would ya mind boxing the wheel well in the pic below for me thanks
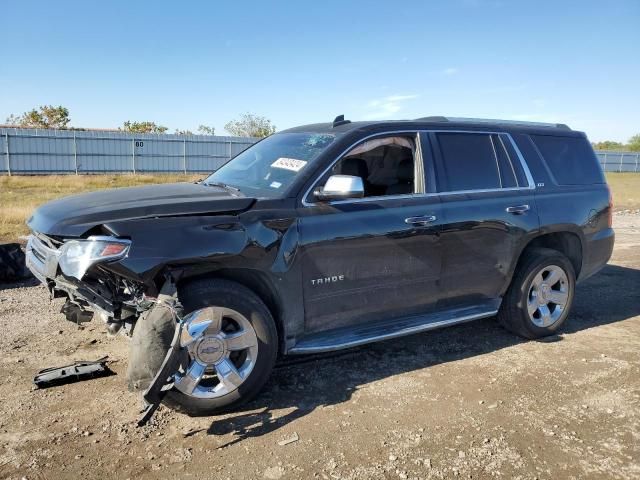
[179,269,286,354]
[522,232,583,277]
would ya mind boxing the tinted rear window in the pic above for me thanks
[435,133,501,191]
[530,135,605,185]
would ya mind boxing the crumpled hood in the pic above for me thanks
[27,182,255,237]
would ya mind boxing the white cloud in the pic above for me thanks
[364,94,419,119]
[441,67,459,76]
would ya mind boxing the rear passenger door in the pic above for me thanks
[425,131,539,307]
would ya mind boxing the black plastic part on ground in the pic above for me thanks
[33,357,113,389]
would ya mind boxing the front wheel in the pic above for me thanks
[162,278,278,415]
[498,247,576,339]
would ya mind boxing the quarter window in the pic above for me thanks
[530,134,605,185]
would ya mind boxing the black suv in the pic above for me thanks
[26,116,614,415]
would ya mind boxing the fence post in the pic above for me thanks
[183,138,187,174]
[132,138,136,174]
[4,132,10,176]
[635,153,639,173]
[73,132,78,175]
[619,153,624,173]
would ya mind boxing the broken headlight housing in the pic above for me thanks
[59,236,131,280]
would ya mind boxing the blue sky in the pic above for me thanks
[1,0,638,142]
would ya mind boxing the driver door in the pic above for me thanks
[297,132,443,333]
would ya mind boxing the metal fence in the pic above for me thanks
[595,151,640,172]
[1,127,639,174]
[0,128,258,175]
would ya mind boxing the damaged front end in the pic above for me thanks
[27,231,184,424]
[26,232,148,334]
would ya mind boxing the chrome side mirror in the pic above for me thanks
[314,175,365,202]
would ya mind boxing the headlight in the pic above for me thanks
[59,236,131,280]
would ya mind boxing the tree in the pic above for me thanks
[5,105,70,129]
[628,134,640,152]
[225,113,275,138]
[122,121,168,134]
[592,140,626,151]
[175,128,194,135]
[197,125,215,135]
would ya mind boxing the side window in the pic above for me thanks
[492,134,518,188]
[497,134,528,187]
[530,134,605,185]
[433,133,501,191]
[330,135,417,197]
[432,132,528,192]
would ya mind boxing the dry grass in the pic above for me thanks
[606,173,640,211]
[0,172,638,243]
[0,174,200,242]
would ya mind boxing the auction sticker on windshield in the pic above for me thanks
[271,158,307,172]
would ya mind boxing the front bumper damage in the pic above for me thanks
[26,234,61,288]
[27,232,187,425]
[26,233,140,327]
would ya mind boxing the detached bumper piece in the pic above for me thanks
[137,318,183,427]
[33,356,112,389]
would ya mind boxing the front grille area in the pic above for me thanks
[26,233,62,284]
[34,232,65,249]
[31,245,46,263]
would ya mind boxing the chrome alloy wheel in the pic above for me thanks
[527,264,570,327]
[174,307,258,399]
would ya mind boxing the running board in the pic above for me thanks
[289,301,500,354]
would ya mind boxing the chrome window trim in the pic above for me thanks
[301,129,535,207]
[489,135,503,188]
[414,131,426,194]
[497,134,520,187]
[302,130,425,207]
[503,132,535,188]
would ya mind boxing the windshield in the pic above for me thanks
[204,132,338,198]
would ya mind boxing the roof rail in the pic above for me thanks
[414,116,571,130]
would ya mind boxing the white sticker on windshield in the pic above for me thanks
[271,157,307,172]
[270,181,282,189]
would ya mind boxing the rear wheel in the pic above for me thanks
[163,278,278,415]
[498,248,576,339]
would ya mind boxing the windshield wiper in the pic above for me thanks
[203,181,242,195]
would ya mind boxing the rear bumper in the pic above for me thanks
[579,227,615,282]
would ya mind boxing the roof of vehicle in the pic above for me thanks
[281,116,585,137]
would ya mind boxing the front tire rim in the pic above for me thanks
[527,264,570,327]
[174,306,258,399]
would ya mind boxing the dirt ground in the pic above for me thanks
[1,214,639,480]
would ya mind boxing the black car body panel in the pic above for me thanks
[298,194,444,332]
[27,182,255,237]
[25,117,615,354]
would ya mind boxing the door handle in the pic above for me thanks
[405,215,437,226]
[506,204,530,215]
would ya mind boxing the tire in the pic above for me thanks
[497,247,576,339]
[162,278,278,416]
